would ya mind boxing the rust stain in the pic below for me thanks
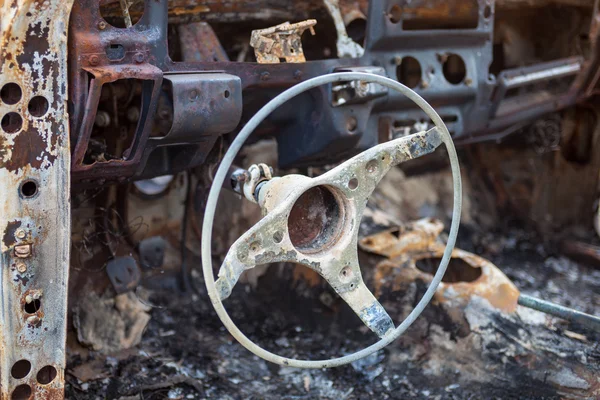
[34,381,65,400]
[0,124,56,172]
[0,134,7,161]
[2,220,21,248]
[400,0,477,20]
[170,5,211,15]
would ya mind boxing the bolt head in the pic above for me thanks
[98,21,107,30]
[89,55,100,66]
[16,262,27,273]
[14,244,32,258]
[26,315,40,325]
[134,53,145,63]
[15,229,26,239]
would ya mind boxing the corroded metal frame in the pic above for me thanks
[0,0,74,398]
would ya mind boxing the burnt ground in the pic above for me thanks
[65,224,600,400]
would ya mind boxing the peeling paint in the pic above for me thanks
[0,0,74,398]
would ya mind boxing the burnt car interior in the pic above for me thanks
[1,0,600,398]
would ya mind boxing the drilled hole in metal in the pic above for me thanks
[483,5,492,19]
[366,159,379,174]
[442,54,467,85]
[11,360,31,379]
[396,56,422,89]
[106,43,126,61]
[224,90,230,98]
[249,241,260,252]
[36,365,57,385]
[1,83,22,104]
[339,266,353,282]
[416,257,482,283]
[24,299,41,314]
[1,112,23,133]
[347,18,367,45]
[11,384,31,400]
[288,186,344,253]
[19,180,38,198]
[273,231,284,243]
[348,178,358,190]
[28,96,49,117]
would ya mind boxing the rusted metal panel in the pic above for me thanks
[178,22,229,62]
[359,218,521,313]
[0,0,74,398]
[98,0,359,23]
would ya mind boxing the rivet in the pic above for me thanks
[15,230,26,239]
[98,21,107,30]
[16,262,27,273]
[89,55,100,66]
[26,315,40,325]
[260,72,270,81]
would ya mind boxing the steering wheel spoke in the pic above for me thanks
[216,209,294,300]
[316,127,442,211]
[319,253,394,338]
[340,281,395,338]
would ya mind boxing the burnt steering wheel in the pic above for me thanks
[201,72,462,368]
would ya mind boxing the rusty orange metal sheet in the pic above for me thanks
[360,218,520,313]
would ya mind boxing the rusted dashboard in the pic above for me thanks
[1,0,599,398]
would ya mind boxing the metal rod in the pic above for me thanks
[518,294,600,332]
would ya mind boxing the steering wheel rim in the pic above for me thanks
[201,72,462,368]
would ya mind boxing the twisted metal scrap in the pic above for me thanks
[250,20,317,63]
